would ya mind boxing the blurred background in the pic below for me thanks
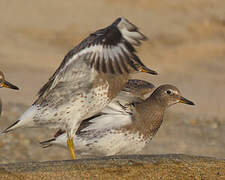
[0,0,224,163]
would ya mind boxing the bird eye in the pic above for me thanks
[166,90,172,95]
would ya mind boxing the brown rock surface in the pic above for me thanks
[0,154,225,180]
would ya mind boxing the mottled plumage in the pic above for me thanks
[2,18,157,159]
[41,83,194,158]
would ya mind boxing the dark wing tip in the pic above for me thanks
[135,63,158,75]
[147,69,158,75]
[112,17,122,26]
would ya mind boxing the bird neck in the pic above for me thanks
[123,97,167,140]
[137,94,168,115]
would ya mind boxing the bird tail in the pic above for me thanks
[1,120,20,133]
[1,105,37,134]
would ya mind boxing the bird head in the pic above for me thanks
[0,71,19,90]
[150,84,194,107]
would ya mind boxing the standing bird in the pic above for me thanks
[2,17,157,159]
[0,71,19,117]
[40,83,194,158]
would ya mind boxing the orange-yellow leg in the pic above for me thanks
[67,138,76,160]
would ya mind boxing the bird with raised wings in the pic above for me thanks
[2,17,157,159]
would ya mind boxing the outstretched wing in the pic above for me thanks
[38,17,157,99]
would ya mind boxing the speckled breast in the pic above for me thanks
[79,72,129,119]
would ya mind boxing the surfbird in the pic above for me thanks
[0,71,19,117]
[40,83,194,158]
[2,17,157,159]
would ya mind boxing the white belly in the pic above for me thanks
[53,129,147,158]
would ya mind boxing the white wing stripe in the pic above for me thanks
[121,29,144,41]
[123,36,139,46]
[103,47,108,61]
[62,45,103,72]
[107,45,115,60]
[119,43,130,56]
[94,51,99,63]
[61,41,131,74]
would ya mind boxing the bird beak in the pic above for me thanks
[1,80,19,90]
[138,66,158,75]
[179,96,195,105]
